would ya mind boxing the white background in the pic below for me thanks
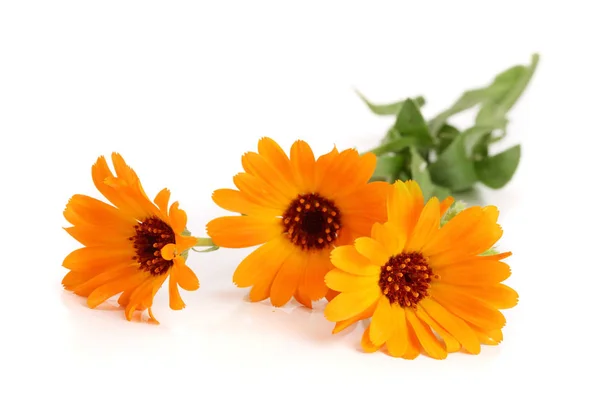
[1,1,598,399]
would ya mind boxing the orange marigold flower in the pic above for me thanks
[206,138,389,308]
[324,180,518,359]
[62,153,202,323]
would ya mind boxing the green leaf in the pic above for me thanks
[428,136,478,192]
[429,88,490,136]
[475,144,521,189]
[372,154,405,182]
[429,53,539,136]
[437,124,461,153]
[366,136,417,156]
[409,147,435,199]
[476,54,539,126]
[356,91,426,115]
[394,98,432,146]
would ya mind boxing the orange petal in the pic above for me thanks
[175,235,197,253]
[153,188,171,215]
[415,305,461,353]
[248,246,291,302]
[257,137,294,182]
[168,268,185,310]
[64,194,135,229]
[86,272,145,309]
[174,257,199,291]
[160,243,177,261]
[70,264,136,297]
[314,146,340,193]
[212,188,281,217]
[426,206,503,266]
[233,172,289,210]
[330,245,380,276]
[385,304,409,357]
[386,180,424,239]
[62,245,133,271]
[325,268,379,293]
[316,149,360,198]
[242,151,297,200]
[354,237,389,266]
[64,226,132,247]
[406,309,447,359]
[451,284,519,309]
[290,140,316,193]
[439,196,454,216]
[369,296,394,346]
[303,250,332,301]
[436,259,512,285]
[332,300,378,334]
[361,324,383,353]
[206,216,282,248]
[420,298,480,354]
[324,287,381,322]
[233,236,295,287]
[333,152,378,198]
[168,202,187,234]
[430,285,507,331]
[293,286,313,308]
[270,251,306,307]
[370,222,405,256]
[405,197,441,253]
[400,322,422,360]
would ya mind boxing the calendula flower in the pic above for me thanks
[62,153,214,323]
[324,180,518,359]
[207,138,389,307]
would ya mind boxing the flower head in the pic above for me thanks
[324,180,518,359]
[62,153,200,323]
[207,138,389,307]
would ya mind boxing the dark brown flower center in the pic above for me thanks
[282,193,341,250]
[129,216,176,276]
[379,252,437,308]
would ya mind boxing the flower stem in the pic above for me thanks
[194,237,215,247]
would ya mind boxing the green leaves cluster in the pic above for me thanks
[361,54,539,200]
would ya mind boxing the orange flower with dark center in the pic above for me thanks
[324,180,518,359]
[62,153,207,323]
[206,137,389,308]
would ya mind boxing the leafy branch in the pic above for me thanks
[360,53,539,200]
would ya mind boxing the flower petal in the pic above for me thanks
[168,201,187,234]
[436,258,512,285]
[406,308,447,359]
[361,324,383,353]
[290,140,316,192]
[385,304,409,357]
[369,296,394,346]
[420,298,480,354]
[233,236,295,287]
[324,288,381,322]
[430,285,507,331]
[354,237,389,266]
[207,216,282,248]
[270,251,306,307]
[415,305,461,353]
[405,197,441,253]
[303,250,332,300]
[330,245,380,276]
[153,188,171,215]
[332,300,378,334]
[174,257,199,291]
[325,268,379,293]
[212,188,281,217]
[169,268,185,310]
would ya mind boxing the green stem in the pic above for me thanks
[194,237,215,247]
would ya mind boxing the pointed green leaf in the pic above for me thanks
[409,147,435,199]
[372,154,405,182]
[475,145,521,189]
[437,124,461,153]
[368,136,417,156]
[394,98,432,145]
[476,54,539,126]
[356,91,425,115]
